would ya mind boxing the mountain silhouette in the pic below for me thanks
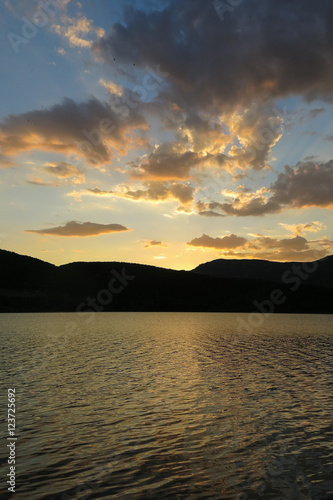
[193,256,333,289]
[0,249,332,313]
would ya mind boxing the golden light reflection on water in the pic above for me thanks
[0,312,333,499]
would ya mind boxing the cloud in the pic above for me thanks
[320,236,333,249]
[91,0,333,180]
[303,155,317,161]
[249,235,310,252]
[279,221,325,236]
[219,197,281,217]
[324,135,333,142]
[52,16,105,48]
[187,232,331,261]
[27,177,60,187]
[85,181,195,209]
[308,108,326,119]
[93,6,296,179]
[144,240,167,248]
[130,142,209,180]
[232,173,249,182]
[43,162,84,182]
[197,160,333,217]
[25,221,130,237]
[187,233,247,250]
[226,103,284,171]
[86,187,112,196]
[157,105,231,157]
[99,78,124,97]
[302,131,317,136]
[143,104,283,177]
[195,201,225,217]
[271,161,333,209]
[0,153,14,168]
[93,0,333,113]
[196,188,281,217]
[0,97,147,167]
[221,247,328,262]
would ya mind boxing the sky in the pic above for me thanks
[1,0,333,270]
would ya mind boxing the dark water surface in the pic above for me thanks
[0,312,333,499]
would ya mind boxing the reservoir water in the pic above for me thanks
[1,312,332,499]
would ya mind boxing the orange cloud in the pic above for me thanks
[52,16,105,48]
[85,181,195,209]
[0,98,147,167]
[187,232,331,262]
[279,221,325,236]
[25,221,130,237]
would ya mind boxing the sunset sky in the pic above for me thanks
[1,0,333,269]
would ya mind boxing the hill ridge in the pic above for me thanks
[0,249,332,313]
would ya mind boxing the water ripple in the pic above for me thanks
[0,312,332,499]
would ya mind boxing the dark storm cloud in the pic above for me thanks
[93,0,333,112]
